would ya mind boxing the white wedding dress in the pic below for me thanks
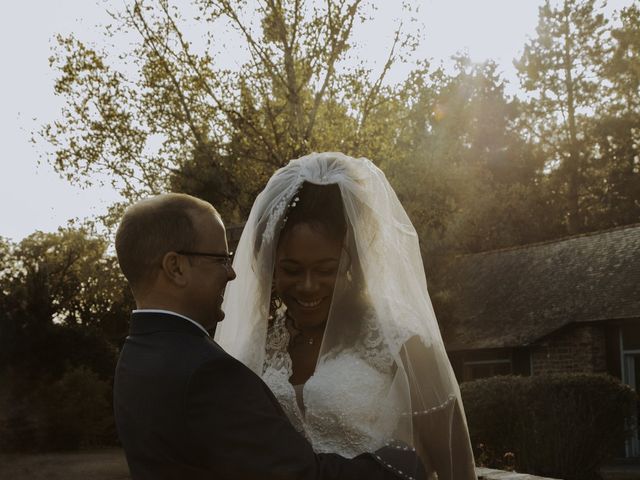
[261,311,399,458]
[217,152,477,479]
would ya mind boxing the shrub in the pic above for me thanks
[0,368,47,452]
[0,320,120,452]
[40,365,113,450]
[17,323,118,381]
[461,373,637,480]
[0,365,117,452]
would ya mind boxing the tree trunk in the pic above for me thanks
[563,1,581,234]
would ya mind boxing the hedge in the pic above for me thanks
[461,373,638,480]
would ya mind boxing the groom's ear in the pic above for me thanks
[161,251,189,287]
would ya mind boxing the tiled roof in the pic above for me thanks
[440,224,640,351]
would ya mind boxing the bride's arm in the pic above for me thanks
[400,335,477,480]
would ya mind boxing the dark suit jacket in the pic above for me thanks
[114,311,406,480]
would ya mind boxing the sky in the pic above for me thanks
[0,0,631,241]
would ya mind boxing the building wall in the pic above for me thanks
[531,324,607,375]
[449,347,532,383]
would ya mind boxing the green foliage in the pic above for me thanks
[0,228,127,452]
[606,3,640,114]
[0,328,118,452]
[0,366,113,451]
[585,114,640,227]
[587,2,640,229]
[515,0,612,234]
[0,226,125,375]
[386,57,557,265]
[42,366,113,450]
[0,227,134,336]
[41,0,423,223]
[11,0,640,457]
[11,323,118,382]
[40,0,640,255]
[461,373,638,480]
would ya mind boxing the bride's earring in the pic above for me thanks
[269,286,283,321]
[341,246,353,283]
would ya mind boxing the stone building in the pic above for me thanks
[440,223,640,384]
[440,224,640,456]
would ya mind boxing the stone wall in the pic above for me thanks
[530,323,607,375]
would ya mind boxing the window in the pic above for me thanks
[463,359,512,381]
[622,325,640,351]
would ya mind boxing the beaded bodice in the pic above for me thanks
[261,312,397,458]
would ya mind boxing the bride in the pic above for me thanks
[216,152,476,480]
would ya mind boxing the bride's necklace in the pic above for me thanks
[298,335,314,345]
[286,314,324,347]
[301,332,317,345]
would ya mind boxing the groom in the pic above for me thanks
[113,193,413,480]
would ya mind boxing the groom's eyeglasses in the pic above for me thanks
[176,251,234,267]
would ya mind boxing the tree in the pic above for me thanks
[605,2,640,115]
[586,2,640,228]
[0,229,127,451]
[585,114,640,227]
[0,227,133,357]
[41,365,113,449]
[515,0,609,234]
[41,0,423,222]
[388,56,549,260]
[0,227,129,383]
[10,228,131,327]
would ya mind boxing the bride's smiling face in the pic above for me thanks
[274,222,343,330]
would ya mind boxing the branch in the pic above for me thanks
[358,21,402,134]
[128,2,207,149]
[158,0,281,162]
[305,0,364,140]
[211,0,288,86]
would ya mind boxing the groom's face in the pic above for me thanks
[185,212,236,331]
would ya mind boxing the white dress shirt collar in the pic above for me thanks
[132,309,211,337]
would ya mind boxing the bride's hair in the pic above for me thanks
[279,182,346,242]
[269,182,349,320]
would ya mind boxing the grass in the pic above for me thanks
[0,448,130,480]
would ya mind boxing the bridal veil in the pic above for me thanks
[216,152,476,480]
